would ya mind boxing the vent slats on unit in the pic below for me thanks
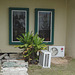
[39,50,51,68]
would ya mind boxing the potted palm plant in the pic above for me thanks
[15,32,47,64]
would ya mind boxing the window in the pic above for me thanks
[35,8,55,44]
[9,8,29,45]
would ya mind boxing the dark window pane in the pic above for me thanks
[39,12,51,41]
[13,11,26,41]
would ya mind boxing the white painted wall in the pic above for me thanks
[0,0,67,53]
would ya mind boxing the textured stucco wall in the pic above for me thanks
[0,0,67,53]
[66,0,75,58]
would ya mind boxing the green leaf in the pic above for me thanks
[24,44,28,47]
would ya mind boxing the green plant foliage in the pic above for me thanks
[15,32,47,63]
[17,32,33,45]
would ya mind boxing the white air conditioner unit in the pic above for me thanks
[39,50,51,68]
[48,46,65,57]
